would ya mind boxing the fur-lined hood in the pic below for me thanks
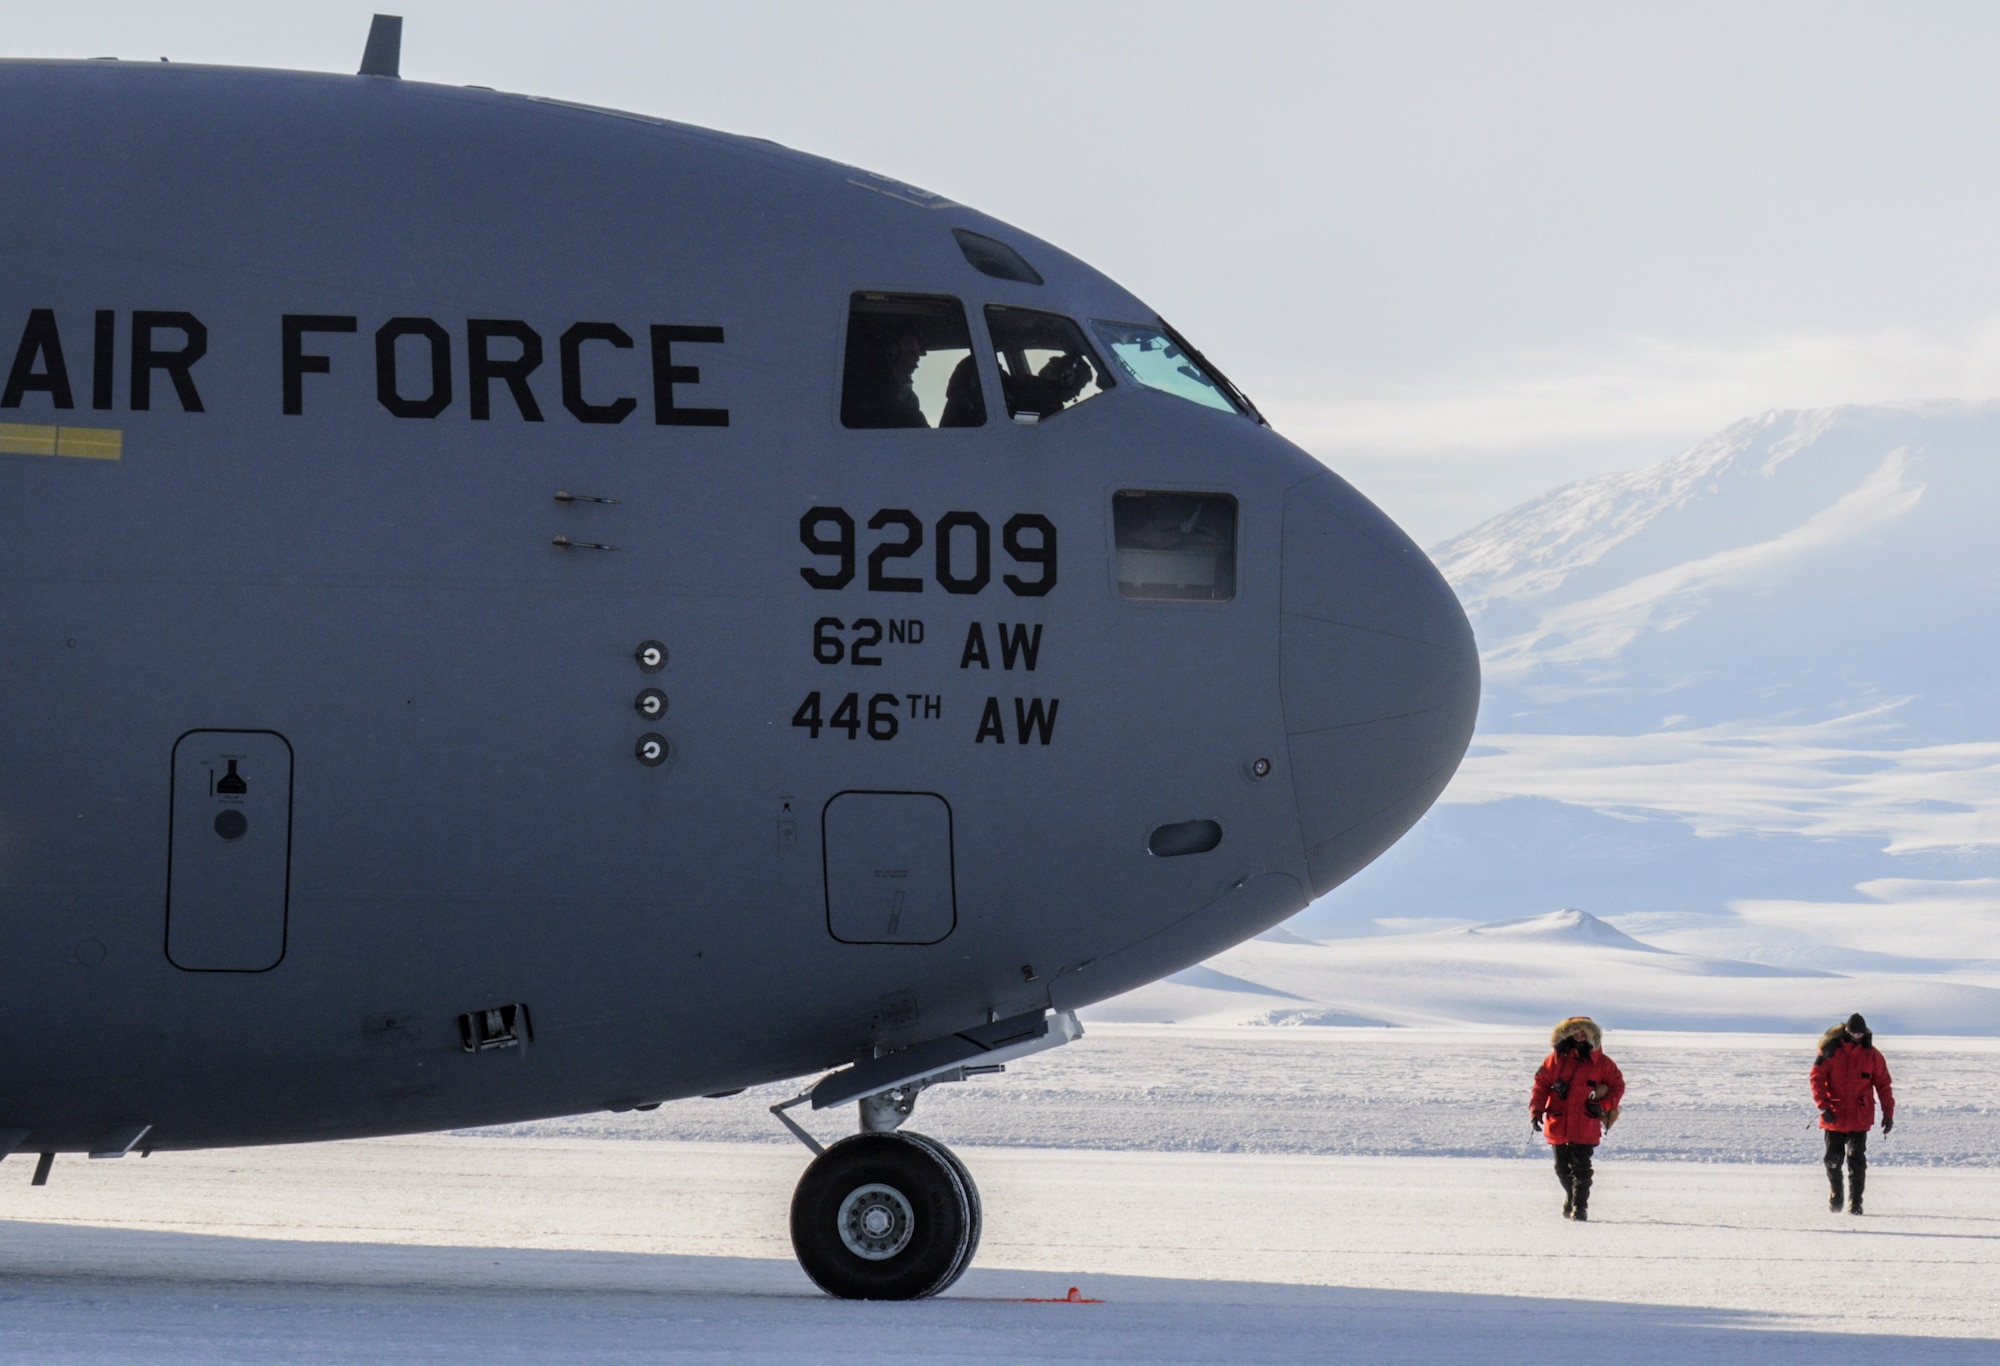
[1819,1022,1873,1058]
[1551,1016,1602,1050]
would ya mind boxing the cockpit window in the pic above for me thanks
[953,229,1044,285]
[984,306,1113,423]
[1089,321,1254,419]
[841,293,986,429]
[1114,491,1238,601]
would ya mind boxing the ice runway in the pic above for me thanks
[3,1137,1997,1363]
[484,1025,2000,1165]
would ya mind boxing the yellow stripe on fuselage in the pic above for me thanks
[0,422,122,460]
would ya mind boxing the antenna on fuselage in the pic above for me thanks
[358,14,403,78]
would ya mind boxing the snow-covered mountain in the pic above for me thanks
[1253,402,2000,1024]
[1093,910,2000,1033]
[1442,401,2000,741]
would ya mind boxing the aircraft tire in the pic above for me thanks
[899,1131,982,1282]
[790,1131,975,1300]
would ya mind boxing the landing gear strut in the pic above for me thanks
[772,1008,1079,1300]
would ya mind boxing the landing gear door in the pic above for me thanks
[823,790,956,945]
[167,730,294,972]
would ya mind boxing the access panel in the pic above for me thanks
[166,730,293,971]
[823,790,956,945]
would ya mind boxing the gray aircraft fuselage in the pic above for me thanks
[0,59,1478,1155]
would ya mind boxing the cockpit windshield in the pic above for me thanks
[985,306,1112,423]
[1089,321,1253,419]
[841,293,986,429]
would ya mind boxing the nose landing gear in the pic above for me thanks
[790,1130,981,1300]
[772,1008,1078,1300]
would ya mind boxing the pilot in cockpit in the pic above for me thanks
[984,304,1110,423]
[840,294,988,430]
[841,320,928,428]
[997,349,1093,421]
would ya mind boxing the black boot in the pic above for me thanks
[1563,1190,1574,1219]
[1849,1165,1865,1216]
[1572,1174,1591,1222]
[1827,1166,1844,1213]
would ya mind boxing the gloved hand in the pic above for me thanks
[1820,1108,1836,1125]
[1585,1099,1605,1120]
[1531,1113,1543,1134]
[1883,1114,1894,1135]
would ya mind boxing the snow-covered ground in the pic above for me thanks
[490,1024,2000,1166]
[4,1026,1990,1359]
[3,1134,1997,1363]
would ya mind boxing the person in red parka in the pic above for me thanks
[1811,1012,1895,1214]
[1530,1016,1625,1221]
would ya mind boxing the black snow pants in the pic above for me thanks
[1553,1143,1595,1214]
[1824,1129,1867,1206]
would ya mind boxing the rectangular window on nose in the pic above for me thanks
[841,294,985,429]
[1114,491,1237,601]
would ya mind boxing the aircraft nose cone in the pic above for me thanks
[1279,473,1480,896]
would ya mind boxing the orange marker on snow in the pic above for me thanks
[1018,1286,1102,1304]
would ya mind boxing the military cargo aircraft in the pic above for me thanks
[0,16,1478,1298]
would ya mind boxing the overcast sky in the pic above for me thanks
[13,2,2000,542]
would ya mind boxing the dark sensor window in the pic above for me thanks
[841,293,985,429]
[953,229,1044,285]
[1114,491,1238,601]
[1149,819,1223,857]
[985,306,1113,423]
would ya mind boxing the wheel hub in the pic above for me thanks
[838,1182,915,1260]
